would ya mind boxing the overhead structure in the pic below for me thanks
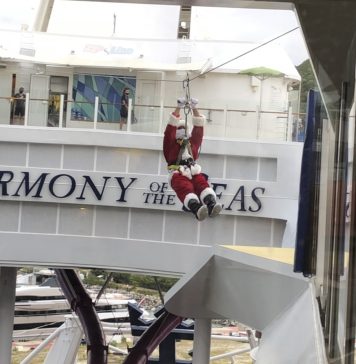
[61,0,356,118]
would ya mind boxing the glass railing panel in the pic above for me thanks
[27,97,51,127]
[294,114,306,142]
[67,101,95,129]
[258,111,289,141]
[96,121,120,131]
[96,100,120,127]
[226,110,258,140]
[0,93,305,144]
[95,100,120,131]
[160,106,192,134]
[0,96,15,125]
[160,106,227,139]
[160,107,175,134]
[202,108,225,138]
[130,104,161,133]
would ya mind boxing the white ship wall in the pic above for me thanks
[0,124,302,276]
[0,50,302,276]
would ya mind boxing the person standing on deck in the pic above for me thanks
[120,87,130,130]
[13,87,26,123]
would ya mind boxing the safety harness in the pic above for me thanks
[168,137,195,171]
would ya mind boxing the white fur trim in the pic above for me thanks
[179,165,192,179]
[176,128,186,139]
[184,193,199,209]
[167,170,179,185]
[168,113,180,126]
[176,120,190,136]
[200,187,216,203]
[192,115,205,127]
[190,163,201,176]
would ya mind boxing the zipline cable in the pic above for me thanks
[189,26,299,82]
[177,26,300,117]
[97,26,300,86]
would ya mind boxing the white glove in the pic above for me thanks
[177,97,187,109]
[189,98,199,109]
[175,128,186,139]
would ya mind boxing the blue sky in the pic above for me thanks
[0,0,308,65]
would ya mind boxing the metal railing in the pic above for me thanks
[0,94,306,142]
[16,316,254,364]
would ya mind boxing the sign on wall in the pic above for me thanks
[0,168,269,216]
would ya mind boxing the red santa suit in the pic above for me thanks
[163,112,216,210]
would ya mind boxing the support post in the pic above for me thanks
[94,96,99,129]
[158,71,166,133]
[192,318,211,364]
[287,105,293,141]
[127,98,133,132]
[223,105,228,138]
[0,267,17,364]
[59,94,64,128]
[24,93,29,126]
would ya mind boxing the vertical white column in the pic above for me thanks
[59,94,64,128]
[24,92,29,126]
[93,96,99,129]
[287,105,293,141]
[127,98,133,132]
[159,71,166,132]
[159,99,164,133]
[192,318,211,364]
[223,105,228,138]
[0,267,17,364]
[257,80,263,139]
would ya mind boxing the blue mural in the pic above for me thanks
[72,74,136,122]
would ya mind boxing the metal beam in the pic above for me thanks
[66,0,293,10]
[33,0,55,32]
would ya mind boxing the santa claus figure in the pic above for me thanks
[163,98,222,221]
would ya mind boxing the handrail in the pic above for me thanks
[0,95,306,142]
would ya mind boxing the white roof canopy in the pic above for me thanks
[0,30,300,80]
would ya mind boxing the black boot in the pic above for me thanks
[203,194,222,217]
[188,200,208,221]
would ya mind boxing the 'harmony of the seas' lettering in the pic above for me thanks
[0,171,136,202]
[0,170,265,213]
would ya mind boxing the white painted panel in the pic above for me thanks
[28,74,50,126]
[134,71,162,132]
[0,71,12,125]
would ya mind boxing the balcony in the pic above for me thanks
[1,94,305,142]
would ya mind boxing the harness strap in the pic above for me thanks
[176,138,194,165]
[168,140,195,172]
[168,164,180,171]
